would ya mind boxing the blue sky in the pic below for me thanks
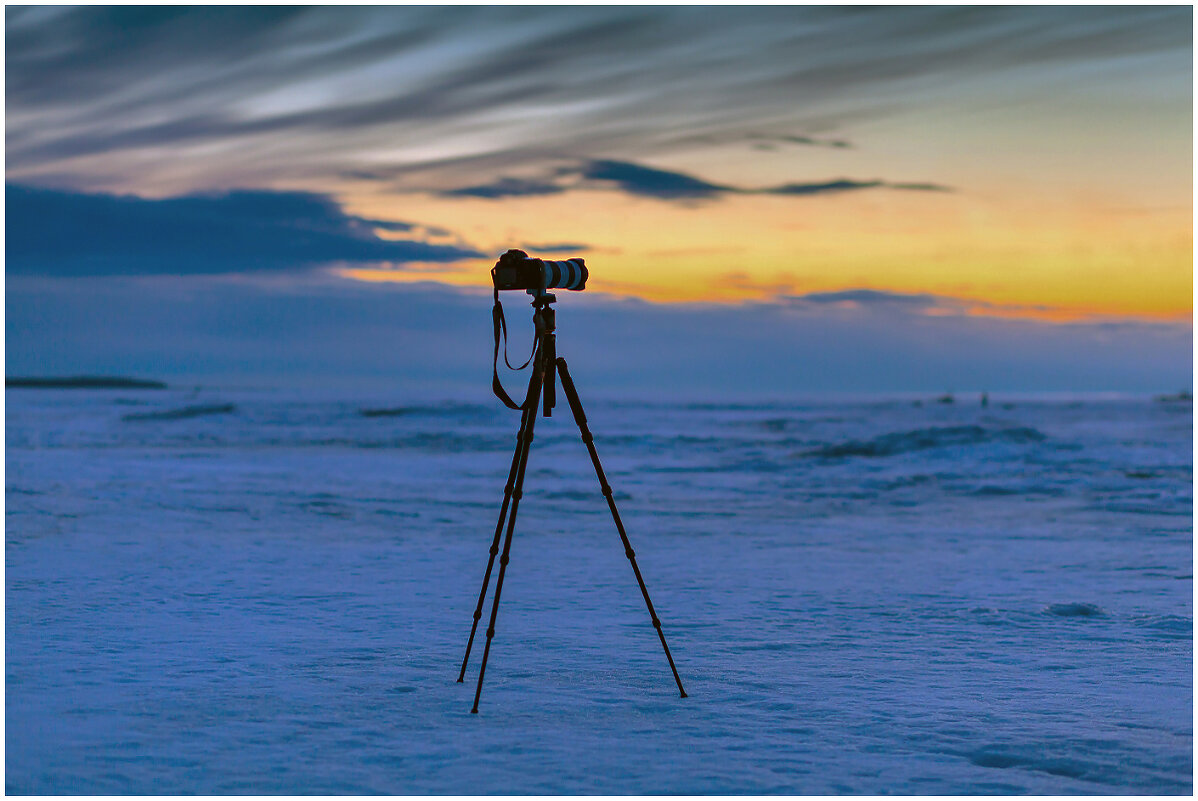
[5,6,1192,395]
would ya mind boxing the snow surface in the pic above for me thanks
[6,387,1192,793]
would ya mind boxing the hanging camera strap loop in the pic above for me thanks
[492,288,536,410]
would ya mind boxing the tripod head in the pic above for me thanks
[528,289,558,416]
[528,287,556,331]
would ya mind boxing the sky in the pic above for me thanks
[5,6,1193,396]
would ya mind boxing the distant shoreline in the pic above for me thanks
[6,376,167,389]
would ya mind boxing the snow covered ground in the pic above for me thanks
[6,387,1192,793]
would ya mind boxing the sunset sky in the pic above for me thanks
[5,6,1192,394]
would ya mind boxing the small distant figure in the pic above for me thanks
[980,392,989,408]
[936,393,954,405]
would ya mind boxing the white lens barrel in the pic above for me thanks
[540,258,588,290]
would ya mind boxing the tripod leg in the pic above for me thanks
[472,362,545,713]
[555,358,687,699]
[458,395,536,682]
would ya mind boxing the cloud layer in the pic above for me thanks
[6,184,479,275]
[6,6,1188,194]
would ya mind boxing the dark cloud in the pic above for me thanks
[749,133,853,150]
[681,131,854,152]
[577,160,731,200]
[355,218,414,233]
[441,178,567,199]
[767,179,883,196]
[765,179,952,196]
[440,162,950,203]
[781,135,852,149]
[435,160,733,201]
[888,182,953,193]
[784,288,1058,319]
[340,169,394,182]
[789,289,939,307]
[520,243,590,254]
[5,184,480,276]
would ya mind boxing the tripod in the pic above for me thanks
[457,289,687,713]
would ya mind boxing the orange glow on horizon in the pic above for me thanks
[338,265,1192,324]
[335,185,1192,324]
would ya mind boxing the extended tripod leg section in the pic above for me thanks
[458,397,535,682]
[471,364,545,713]
[555,357,687,699]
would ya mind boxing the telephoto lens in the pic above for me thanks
[540,257,588,291]
[492,249,588,292]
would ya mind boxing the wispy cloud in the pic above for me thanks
[6,184,480,276]
[5,6,1187,194]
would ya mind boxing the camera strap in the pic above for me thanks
[492,290,536,410]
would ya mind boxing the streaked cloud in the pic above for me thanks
[6,184,479,276]
[6,6,1187,194]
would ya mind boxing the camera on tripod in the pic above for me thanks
[465,249,687,712]
[492,249,588,292]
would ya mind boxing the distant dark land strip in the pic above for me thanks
[6,376,167,389]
